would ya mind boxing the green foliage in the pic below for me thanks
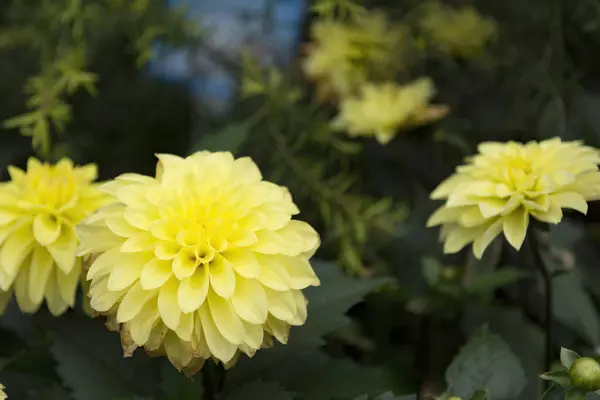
[444,326,527,400]
[0,0,199,155]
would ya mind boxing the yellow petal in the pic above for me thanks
[33,213,61,246]
[27,246,53,305]
[227,250,260,278]
[14,263,39,314]
[231,277,268,324]
[117,281,155,323]
[264,287,297,322]
[472,220,503,259]
[172,248,198,280]
[106,217,140,237]
[265,315,290,344]
[256,255,291,291]
[0,209,19,225]
[198,304,237,363]
[177,266,210,313]
[175,311,194,341]
[46,226,77,274]
[241,320,263,349]
[140,258,172,290]
[281,256,320,289]
[426,206,465,227]
[0,224,34,285]
[207,290,245,345]
[107,254,146,291]
[128,303,159,346]
[56,259,81,306]
[442,225,478,254]
[208,254,236,298]
[550,192,588,214]
[120,232,155,253]
[502,207,529,250]
[155,242,179,260]
[87,248,122,281]
[89,277,125,312]
[158,279,181,330]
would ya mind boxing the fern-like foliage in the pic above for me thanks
[0,0,200,155]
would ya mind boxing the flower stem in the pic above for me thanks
[528,229,553,376]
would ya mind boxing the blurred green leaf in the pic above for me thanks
[191,120,253,155]
[446,326,527,400]
[561,348,582,370]
[465,268,531,296]
[540,370,572,388]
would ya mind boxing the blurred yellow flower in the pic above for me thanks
[0,158,111,316]
[0,383,6,399]
[419,2,497,58]
[302,10,406,99]
[427,138,600,258]
[331,78,448,144]
[77,151,321,374]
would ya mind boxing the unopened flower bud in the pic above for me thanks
[569,357,600,391]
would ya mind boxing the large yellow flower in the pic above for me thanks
[419,2,497,58]
[77,151,321,374]
[427,138,600,258]
[331,78,448,144]
[0,158,111,315]
[0,383,6,399]
[302,11,405,98]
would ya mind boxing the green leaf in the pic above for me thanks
[445,326,527,400]
[541,370,572,388]
[158,361,203,399]
[469,390,490,400]
[47,312,161,400]
[465,268,531,296]
[541,383,566,400]
[224,380,292,400]
[561,348,582,370]
[191,120,252,155]
[225,260,393,397]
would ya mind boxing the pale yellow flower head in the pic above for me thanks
[419,2,497,58]
[77,151,321,374]
[0,383,6,400]
[427,138,600,259]
[331,78,448,144]
[302,10,406,98]
[0,158,111,316]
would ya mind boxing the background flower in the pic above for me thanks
[77,151,321,374]
[331,78,448,144]
[0,158,112,315]
[427,138,600,258]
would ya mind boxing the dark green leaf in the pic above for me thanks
[446,326,526,400]
[422,257,441,286]
[224,380,292,400]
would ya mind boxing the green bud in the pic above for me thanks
[569,357,600,391]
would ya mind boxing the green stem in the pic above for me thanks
[528,229,553,377]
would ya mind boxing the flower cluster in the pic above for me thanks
[0,158,111,316]
[77,151,321,373]
[427,138,600,258]
[418,2,497,58]
[331,78,449,144]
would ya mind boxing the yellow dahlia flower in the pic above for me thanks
[427,138,600,259]
[302,11,405,98]
[77,151,321,373]
[0,158,111,315]
[419,2,497,58]
[0,384,6,400]
[331,78,448,144]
